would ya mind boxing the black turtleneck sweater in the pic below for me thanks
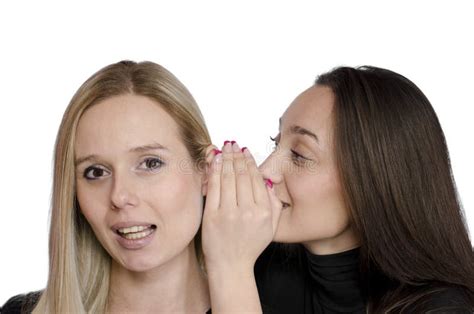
[255,243,365,313]
[255,243,473,313]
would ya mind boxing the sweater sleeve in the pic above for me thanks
[1,291,41,314]
[255,243,307,314]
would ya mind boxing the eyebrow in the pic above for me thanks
[279,117,319,144]
[290,125,319,144]
[75,142,168,167]
[129,142,168,153]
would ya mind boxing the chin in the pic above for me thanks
[120,256,163,272]
[273,230,303,244]
[124,265,155,273]
[273,218,307,243]
[273,228,326,244]
[122,263,160,273]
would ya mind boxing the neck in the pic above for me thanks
[107,243,210,313]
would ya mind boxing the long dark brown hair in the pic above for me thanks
[316,66,474,312]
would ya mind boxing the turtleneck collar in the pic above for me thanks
[304,247,366,312]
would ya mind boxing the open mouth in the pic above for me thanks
[116,224,157,240]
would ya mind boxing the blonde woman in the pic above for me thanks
[1,61,215,313]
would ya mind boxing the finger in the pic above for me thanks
[201,144,220,196]
[204,144,220,167]
[204,151,223,213]
[220,141,237,208]
[232,143,254,207]
[266,184,283,235]
[244,148,269,207]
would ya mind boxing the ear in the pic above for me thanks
[201,144,219,196]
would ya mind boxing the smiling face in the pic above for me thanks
[259,85,359,254]
[75,94,205,272]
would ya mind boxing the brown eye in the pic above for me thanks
[84,166,109,180]
[93,168,103,177]
[139,157,164,171]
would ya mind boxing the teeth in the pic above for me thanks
[118,225,149,234]
[122,228,154,240]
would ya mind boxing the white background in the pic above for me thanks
[1,1,473,304]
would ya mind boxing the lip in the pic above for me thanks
[111,221,157,250]
[114,228,156,250]
[111,221,154,233]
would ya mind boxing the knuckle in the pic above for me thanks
[235,168,247,177]
[241,210,255,221]
[245,158,256,168]
[224,211,238,221]
[221,169,234,178]
[233,152,244,160]
[259,210,271,221]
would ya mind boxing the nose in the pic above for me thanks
[110,173,139,210]
[258,151,284,185]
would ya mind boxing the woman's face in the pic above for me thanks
[259,85,358,254]
[75,94,205,272]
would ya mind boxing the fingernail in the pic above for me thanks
[224,141,231,145]
[241,147,247,152]
[231,140,236,145]
[213,149,222,155]
[265,179,273,188]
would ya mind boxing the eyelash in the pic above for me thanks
[138,157,164,172]
[83,166,109,180]
[290,149,308,165]
[82,157,164,180]
[270,136,279,150]
[270,135,309,166]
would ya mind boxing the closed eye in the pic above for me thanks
[290,149,310,165]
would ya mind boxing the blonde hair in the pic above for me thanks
[32,61,211,313]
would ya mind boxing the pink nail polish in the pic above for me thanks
[224,141,231,145]
[213,149,222,155]
[265,179,273,188]
[231,140,236,145]
[241,147,248,152]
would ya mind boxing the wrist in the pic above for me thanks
[206,261,255,279]
[206,262,262,314]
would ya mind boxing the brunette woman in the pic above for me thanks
[204,66,474,313]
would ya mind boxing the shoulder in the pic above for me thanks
[1,291,41,314]
[255,243,308,314]
[256,242,304,270]
[255,242,305,283]
[405,287,473,313]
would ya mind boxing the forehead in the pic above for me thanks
[282,85,335,137]
[283,85,334,127]
[75,94,181,153]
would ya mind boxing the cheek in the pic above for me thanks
[288,168,349,234]
[146,172,203,230]
[75,181,111,235]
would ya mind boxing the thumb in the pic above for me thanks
[202,144,219,196]
[204,144,220,166]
